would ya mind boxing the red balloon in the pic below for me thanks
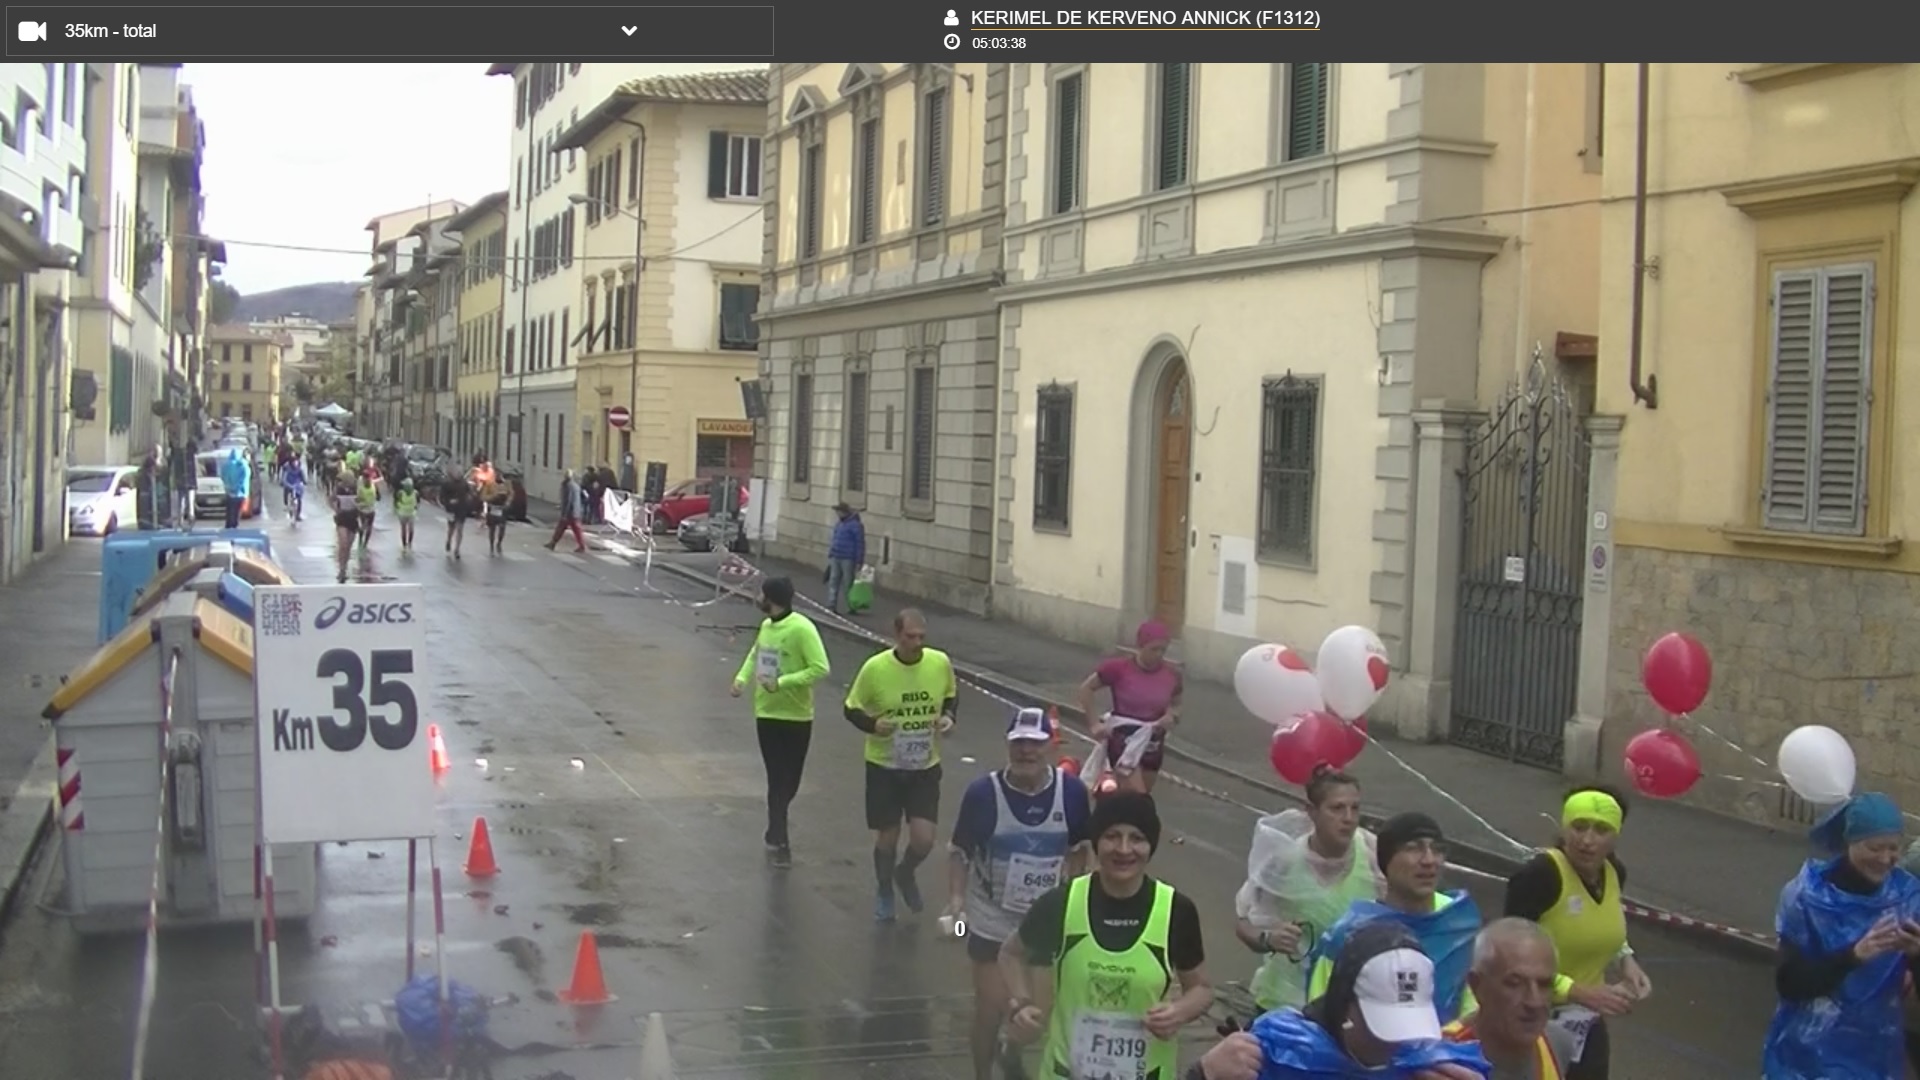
[1270,712,1353,785]
[1343,716,1370,763]
[1622,728,1701,798]
[1057,756,1080,777]
[1642,632,1712,715]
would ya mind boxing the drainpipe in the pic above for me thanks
[1627,63,1659,409]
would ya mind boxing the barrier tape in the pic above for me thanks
[129,649,179,1080]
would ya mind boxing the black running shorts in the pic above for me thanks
[864,762,942,830]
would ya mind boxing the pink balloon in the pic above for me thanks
[1623,728,1701,798]
[1642,632,1712,715]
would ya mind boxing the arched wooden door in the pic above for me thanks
[1151,360,1192,629]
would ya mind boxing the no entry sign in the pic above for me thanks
[252,583,433,844]
[608,406,631,430]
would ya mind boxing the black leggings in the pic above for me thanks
[1568,1016,1609,1080]
[755,720,812,848]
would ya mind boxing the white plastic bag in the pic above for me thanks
[856,563,876,584]
[1108,716,1156,770]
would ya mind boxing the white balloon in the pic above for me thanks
[1233,643,1325,725]
[1778,724,1857,805]
[1316,625,1391,721]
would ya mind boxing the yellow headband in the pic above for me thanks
[1562,791,1623,831]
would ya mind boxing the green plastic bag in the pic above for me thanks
[847,564,874,613]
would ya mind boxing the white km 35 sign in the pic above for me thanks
[252,584,433,844]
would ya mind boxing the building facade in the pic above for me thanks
[361,203,454,439]
[0,62,86,580]
[446,192,507,462]
[1592,62,1920,817]
[758,63,1006,613]
[70,63,155,467]
[554,70,766,488]
[992,63,1605,760]
[148,72,219,442]
[206,325,283,425]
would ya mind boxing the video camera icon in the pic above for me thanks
[17,20,47,42]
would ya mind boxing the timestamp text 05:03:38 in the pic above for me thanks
[971,36,1030,49]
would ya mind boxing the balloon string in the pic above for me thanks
[1684,715,1773,771]
[1359,736,1535,858]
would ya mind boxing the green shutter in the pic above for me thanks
[921,89,947,226]
[1156,64,1190,190]
[1287,63,1329,161]
[857,119,880,244]
[109,347,134,432]
[1763,265,1874,535]
[1053,75,1082,214]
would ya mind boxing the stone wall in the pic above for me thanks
[1605,544,1920,825]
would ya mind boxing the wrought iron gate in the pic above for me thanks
[1448,353,1591,769]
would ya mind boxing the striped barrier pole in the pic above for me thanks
[128,650,179,1080]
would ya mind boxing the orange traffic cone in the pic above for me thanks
[428,724,451,773]
[557,930,616,1005]
[463,816,500,878]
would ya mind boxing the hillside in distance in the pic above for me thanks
[233,281,358,324]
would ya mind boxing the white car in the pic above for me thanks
[66,465,139,536]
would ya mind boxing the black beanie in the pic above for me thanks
[761,576,795,609]
[1088,792,1163,853]
[1375,811,1444,871]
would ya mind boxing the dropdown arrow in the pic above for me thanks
[621,25,636,35]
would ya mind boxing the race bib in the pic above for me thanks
[755,647,781,683]
[1547,1005,1598,1063]
[1071,1011,1149,1079]
[1001,853,1062,913]
[891,727,934,770]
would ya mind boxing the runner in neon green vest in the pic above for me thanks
[1002,792,1212,1080]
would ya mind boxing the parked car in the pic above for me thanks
[674,513,751,554]
[66,465,139,536]
[194,450,261,521]
[652,477,750,530]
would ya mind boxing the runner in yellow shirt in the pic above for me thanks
[845,608,957,921]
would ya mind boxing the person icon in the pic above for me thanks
[943,8,959,24]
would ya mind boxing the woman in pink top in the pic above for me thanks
[1076,620,1184,795]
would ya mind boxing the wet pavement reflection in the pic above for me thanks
[0,509,1778,1078]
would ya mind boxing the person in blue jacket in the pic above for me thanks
[219,447,252,529]
[1765,791,1920,1079]
[824,501,865,614]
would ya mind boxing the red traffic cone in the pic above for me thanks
[558,930,616,1005]
[464,816,500,878]
[428,724,451,773]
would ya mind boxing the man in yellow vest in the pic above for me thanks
[1443,918,1577,1080]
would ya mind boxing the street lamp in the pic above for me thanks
[569,189,645,487]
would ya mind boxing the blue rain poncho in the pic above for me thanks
[1762,855,1920,1079]
[1309,891,1482,1022]
[1250,1007,1491,1079]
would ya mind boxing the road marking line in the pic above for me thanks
[502,551,535,562]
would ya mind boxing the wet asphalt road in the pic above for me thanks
[0,494,1777,1079]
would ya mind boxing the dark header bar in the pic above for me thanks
[6,6,775,60]
[6,2,1915,60]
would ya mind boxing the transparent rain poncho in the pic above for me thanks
[1237,809,1384,1009]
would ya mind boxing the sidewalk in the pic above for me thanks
[656,548,1807,952]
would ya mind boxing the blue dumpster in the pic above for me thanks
[99,530,272,643]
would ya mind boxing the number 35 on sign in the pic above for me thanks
[252,584,434,844]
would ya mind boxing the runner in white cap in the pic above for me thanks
[944,707,1091,1080]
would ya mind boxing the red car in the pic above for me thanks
[651,478,750,530]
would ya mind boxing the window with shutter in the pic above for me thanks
[801,144,824,257]
[1052,74,1084,214]
[1033,385,1074,528]
[1155,64,1192,191]
[1286,64,1330,161]
[908,365,936,503]
[708,131,729,199]
[560,308,569,366]
[628,136,640,203]
[1762,264,1874,536]
[921,89,948,226]
[790,373,814,485]
[607,149,622,215]
[719,283,759,350]
[1257,377,1320,562]
[845,370,870,492]
[855,119,880,245]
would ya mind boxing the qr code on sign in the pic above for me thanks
[258,594,303,636]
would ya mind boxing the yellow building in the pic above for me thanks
[206,325,283,425]
[447,192,508,462]
[990,64,1603,760]
[553,70,767,487]
[1594,63,1920,816]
